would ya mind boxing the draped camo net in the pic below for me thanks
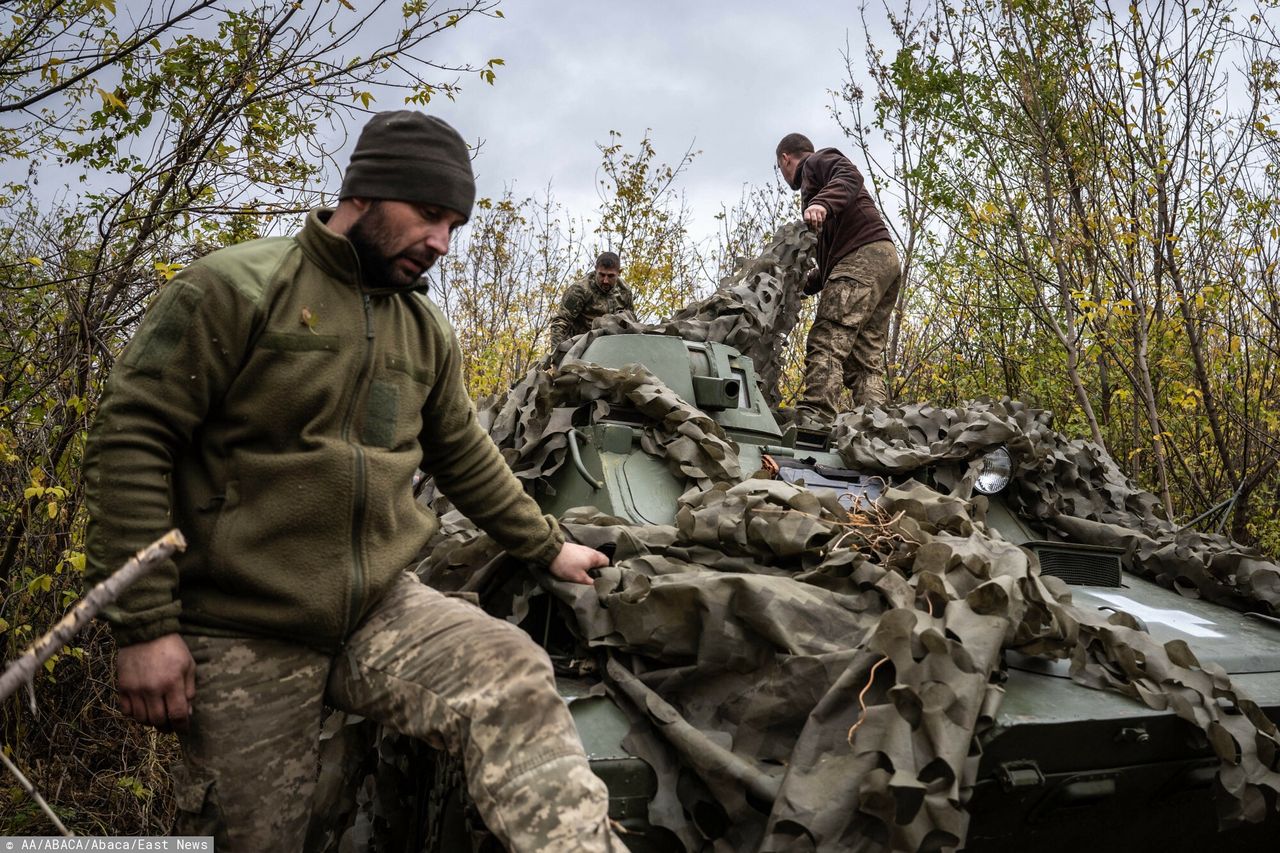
[310,224,1280,851]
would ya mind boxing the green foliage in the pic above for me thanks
[842,0,1280,535]
[594,130,702,320]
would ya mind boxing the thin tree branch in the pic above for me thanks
[0,1,220,114]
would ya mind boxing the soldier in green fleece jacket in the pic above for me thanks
[83,112,623,852]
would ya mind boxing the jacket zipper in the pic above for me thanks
[343,292,376,635]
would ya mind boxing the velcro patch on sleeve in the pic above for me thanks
[121,279,205,376]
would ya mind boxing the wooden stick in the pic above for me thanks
[0,529,187,707]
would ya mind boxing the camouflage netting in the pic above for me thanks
[485,360,743,494]
[311,223,1280,851]
[831,400,1280,615]
[412,423,1280,851]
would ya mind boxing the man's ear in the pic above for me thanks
[327,197,372,236]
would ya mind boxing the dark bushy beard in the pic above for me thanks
[347,202,423,290]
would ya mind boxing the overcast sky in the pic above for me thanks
[6,2,895,247]
[343,1,893,243]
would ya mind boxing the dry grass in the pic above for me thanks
[2,620,177,835]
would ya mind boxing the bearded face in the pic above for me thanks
[346,201,442,289]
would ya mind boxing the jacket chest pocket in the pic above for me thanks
[248,332,344,444]
[364,354,434,449]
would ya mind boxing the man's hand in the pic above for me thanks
[547,541,610,585]
[803,203,827,231]
[116,633,196,732]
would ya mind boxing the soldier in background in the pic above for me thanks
[775,133,901,426]
[548,251,635,349]
[82,111,621,852]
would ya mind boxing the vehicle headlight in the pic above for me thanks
[974,446,1013,495]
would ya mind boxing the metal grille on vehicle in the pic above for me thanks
[1030,544,1123,587]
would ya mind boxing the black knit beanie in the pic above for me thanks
[339,111,475,221]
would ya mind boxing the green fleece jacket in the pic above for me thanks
[83,210,563,651]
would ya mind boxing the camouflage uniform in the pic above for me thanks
[801,240,901,421]
[174,574,616,851]
[549,272,635,349]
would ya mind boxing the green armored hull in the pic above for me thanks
[509,332,1280,852]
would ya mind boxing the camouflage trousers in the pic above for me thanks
[172,572,619,852]
[799,240,901,422]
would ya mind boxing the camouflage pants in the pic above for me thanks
[172,572,619,852]
[800,240,901,421]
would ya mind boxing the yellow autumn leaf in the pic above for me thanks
[96,86,126,111]
[47,501,58,519]
[154,261,184,281]
[26,256,43,267]
[40,57,64,85]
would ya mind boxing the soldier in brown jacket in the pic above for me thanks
[84,112,622,852]
[775,133,901,425]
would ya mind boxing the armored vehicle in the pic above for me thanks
[417,331,1280,852]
